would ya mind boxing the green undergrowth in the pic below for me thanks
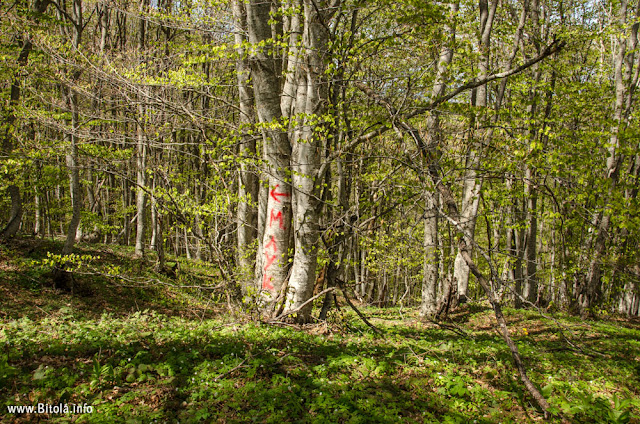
[1,239,639,423]
[0,238,223,321]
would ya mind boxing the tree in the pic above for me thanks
[1,0,51,239]
[246,0,293,310]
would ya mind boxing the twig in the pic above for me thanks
[429,320,475,340]
[213,357,250,382]
[510,289,607,358]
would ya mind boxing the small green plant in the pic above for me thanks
[91,353,115,389]
[0,355,16,385]
[553,390,633,423]
[443,375,470,398]
[42,251,100,270]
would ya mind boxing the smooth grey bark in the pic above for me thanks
[453,0,497,301]
[452,165,482,301]
[523,165,538,304]
[284,0,337,322]
[421,192,439,318]
[62,89,81,256]
[234,0,259,280]
[246,0,292,307]
[134,0,148,257]
[580,0,637,315]
[99,3,109,52]
[1,0,50,239]
[34,189,41,236]
[254,179,268,286]
[134,92,147,257]
[420,1,458,318]
[60,0,83,257]
[280,0,302,120]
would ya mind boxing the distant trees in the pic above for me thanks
[0,0,638,317]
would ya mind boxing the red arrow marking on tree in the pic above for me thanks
[264,254,277,270]
[262,274,274,290]
[270,184,290,203]
[270,209,284,229]
[265,235,277,252]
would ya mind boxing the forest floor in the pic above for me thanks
[1,238,639,423]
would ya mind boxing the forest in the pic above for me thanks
[1,0,640,421]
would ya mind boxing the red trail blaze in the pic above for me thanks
[265,235,277,252]
[262,274,274,290]
[270,210,284,229]
[264,254,277,270]
[269,184,290,203]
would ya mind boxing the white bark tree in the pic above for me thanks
[284,0,338,322]
[246,0,293,309]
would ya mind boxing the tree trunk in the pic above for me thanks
[580,0,636,315]
[454,0,497,301]
[420,0,457,318]
[0,1,48,239]
[234,0,259,281]
[61,0,83,256]
[523,166,538,304]
[246,0,292,309]
[134,91,147,257]
[421,192,439,318]
[284,0,336,322]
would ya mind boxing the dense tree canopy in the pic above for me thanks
[1,0,640,420]
[1,0,638,325]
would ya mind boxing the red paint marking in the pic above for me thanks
[264,253,277,270]
[270,184,290,203]
[270,209,284,229]
[262,274,274,290]
[265,235,277,252]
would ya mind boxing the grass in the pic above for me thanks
[1,238,639,423]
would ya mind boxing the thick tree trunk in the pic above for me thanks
[453,153,482,301]
[254,179,268,286]
[284,0,336,322]
[1,186,22,239]
[280,0,303,120]
[246,0,292,309]
[420,1,457,318]
[421,192,439,318]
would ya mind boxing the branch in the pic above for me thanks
[406,38,565,119]
[355,83,555,417]
[336,279,383,334]
[354,38,565,125]
[270,287,336,322]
